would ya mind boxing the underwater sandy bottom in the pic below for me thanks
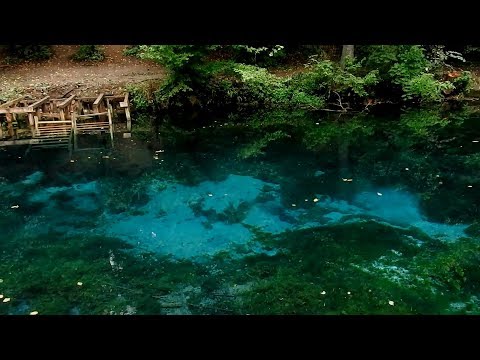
[3,170,469,259]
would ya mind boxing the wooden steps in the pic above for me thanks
[31,122,72,150]
[75,121,111,133]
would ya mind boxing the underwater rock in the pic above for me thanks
[21,171,44,186]
[308,189,468,241]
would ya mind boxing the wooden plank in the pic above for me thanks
[28,96,50,111]
[36,134,70,137]
[61,87,76,98]
[32,144,70,149]
[57,95,76,109]
[77,112,108,118]
[36,120,72,124]
[93,93,105,113]
[0,107,30,114]
[33,139,70,143]
[34,139,70,143]
[77,97,97,102]
[35,129,71,133]
[106,95,124,101]
[37,113,62,119]
[0,96,25,108]
[36,129,71,134]
[76,124,109,128]
[78,95,124,102]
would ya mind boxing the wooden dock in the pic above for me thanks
[0,92,132,151]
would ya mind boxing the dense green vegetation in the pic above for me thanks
[0,45,53,63]
[72,45,105,62]
[127,45,473,111]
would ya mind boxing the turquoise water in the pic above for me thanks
[1,106,480,314]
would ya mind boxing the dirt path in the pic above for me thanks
[0,45,166,100]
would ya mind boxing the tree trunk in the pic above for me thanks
[340,45,355,69]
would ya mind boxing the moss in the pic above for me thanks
[465,222,480,237]
[218,201,251,224]
[0,232,203,315]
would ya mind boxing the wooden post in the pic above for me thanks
[12,113,18,138]
[93,93,105,121]
[120,93,131,132]
[28,112,35,126]
[125,106,131,132]
[68,128,73,158]
[27,112,35,137]
[6,113,14,138]
[107,107,114,148]
[72,112,77,151]
[34,115,39,133]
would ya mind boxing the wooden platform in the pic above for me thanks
[0,91,128,151]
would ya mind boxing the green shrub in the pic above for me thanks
[72,45,105,62]
[2,45,52,62]
[123,45,142,57]
[229,45,287,67]
[402,74,454,102]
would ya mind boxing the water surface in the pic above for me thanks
[1,106,480,314]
